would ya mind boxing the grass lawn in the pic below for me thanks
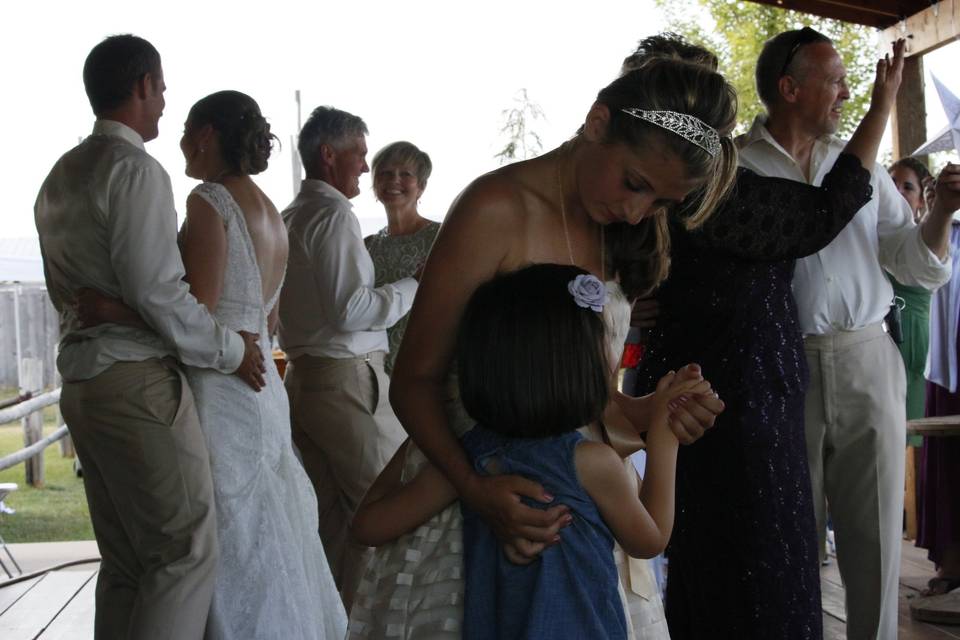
[0,399,94,543]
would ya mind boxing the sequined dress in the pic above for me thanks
[632,154,872,639]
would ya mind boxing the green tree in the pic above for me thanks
[654,0,876,137]
[495,89,546,164]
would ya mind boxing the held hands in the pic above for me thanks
[870,38,906,113]
[462,473,571,564]
[662,363,724,444]
[235,331,267,391]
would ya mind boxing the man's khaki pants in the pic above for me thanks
[284,352,406,612]
[804,325,906,640]
[61,359,218,640]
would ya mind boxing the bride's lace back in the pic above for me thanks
[191,183,283,337]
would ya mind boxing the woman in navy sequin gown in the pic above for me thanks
[629,36,902,640]
[634,159,871,639]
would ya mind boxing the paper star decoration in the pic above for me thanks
[913,73,960,157]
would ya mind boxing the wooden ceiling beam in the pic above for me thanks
[881,0,960,58]
[744,0,929,29]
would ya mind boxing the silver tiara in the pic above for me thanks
[620,108,721,157]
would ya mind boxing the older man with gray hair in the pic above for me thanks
[278,106,413,611]
[738,29,956,639]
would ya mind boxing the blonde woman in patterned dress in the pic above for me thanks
[364,141,441,376]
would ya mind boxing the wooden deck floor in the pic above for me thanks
[0,542,957,638]
[0,565,96,640]
[822,540,960,639]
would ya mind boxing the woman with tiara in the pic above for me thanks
[350,46,737,639]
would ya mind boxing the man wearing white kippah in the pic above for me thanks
[738,28,957,639]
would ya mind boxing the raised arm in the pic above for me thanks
[579,372,700,558]
[842,39,904,166]
[918,163,960,262]
[692,39,904,262]
[689,158,870,261]
[390,175,568,553]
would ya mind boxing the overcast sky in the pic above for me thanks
[3,1,959,241]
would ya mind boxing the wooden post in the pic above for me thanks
[891,54,927,162]
[905,446,918,540]
[13,284,22,386]
[19,357,44,487]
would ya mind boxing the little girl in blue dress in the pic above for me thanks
[352,263,701,638]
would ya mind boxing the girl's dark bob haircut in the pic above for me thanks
[457,264,610,439]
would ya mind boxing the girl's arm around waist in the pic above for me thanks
[351,439,459,547]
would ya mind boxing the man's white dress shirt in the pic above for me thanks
[278,179,418,359]
[737,116,951,335]
[35,120,244,381]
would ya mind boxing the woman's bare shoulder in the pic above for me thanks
[445,160,550,232]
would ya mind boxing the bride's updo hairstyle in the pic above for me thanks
[187,90,278,176]
[457,264,609,440]
[598,51,738,299]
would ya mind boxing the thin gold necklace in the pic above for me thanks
[556,147,605,280]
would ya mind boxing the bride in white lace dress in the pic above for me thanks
[83,91,346,639]
[180,91,346,639]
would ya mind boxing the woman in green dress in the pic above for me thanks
[888,156,934,438]
[364,141,441,376]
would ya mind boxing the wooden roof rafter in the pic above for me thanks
[742,0,934,30]
[880,0,960,58]
[742,1,960,59]
[737,0,960,179]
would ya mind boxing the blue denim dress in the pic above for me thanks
[461,426,627,640]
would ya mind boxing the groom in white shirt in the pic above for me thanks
[739,28,956,639]
[35,35,265,640]
[279,106,413,611]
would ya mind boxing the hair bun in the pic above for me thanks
[187,90,278,176]
[236,111,275,175]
